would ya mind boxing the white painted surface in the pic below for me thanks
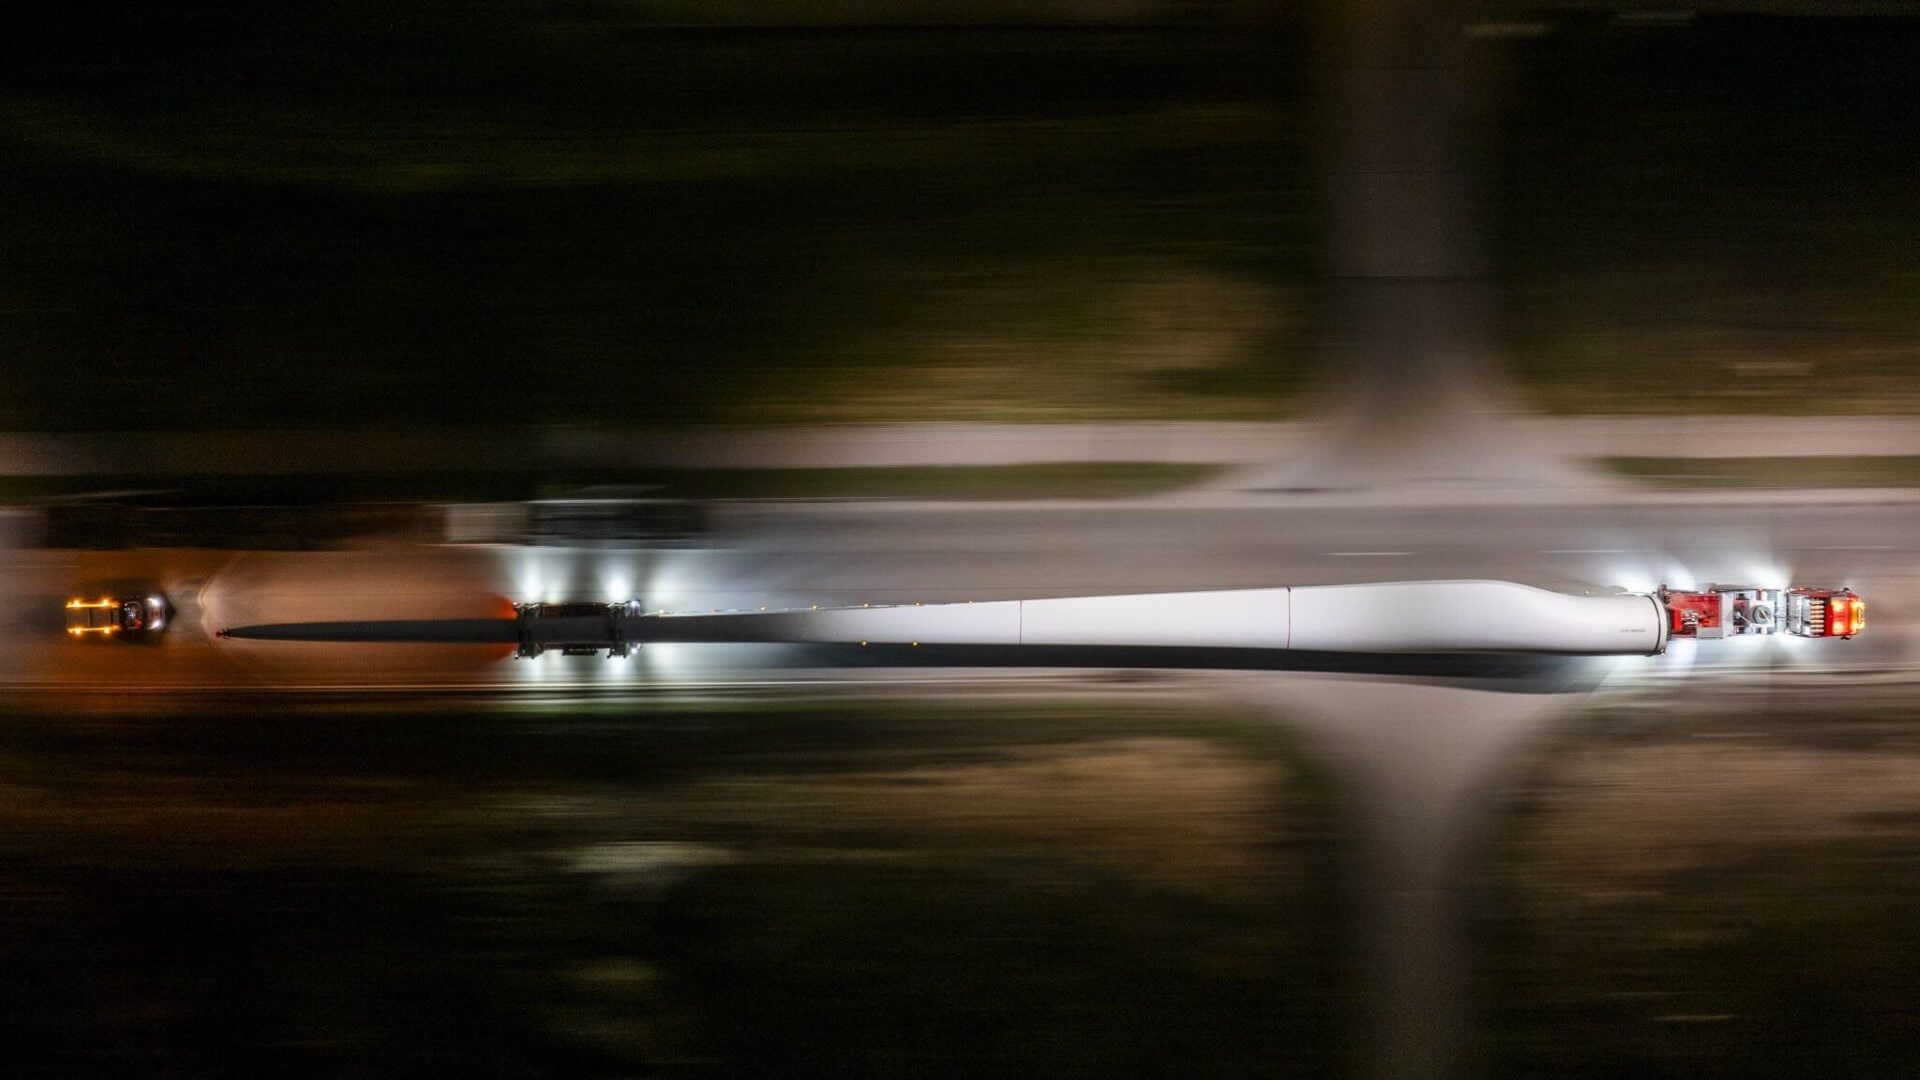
[800,601,1022,645]
[663,581,1666,656]
[1289,581,1666,656]
[1018,589,1292,647]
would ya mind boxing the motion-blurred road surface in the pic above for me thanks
[2,494,1911,695]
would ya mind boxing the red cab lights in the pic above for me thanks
[1829,594,1865,638]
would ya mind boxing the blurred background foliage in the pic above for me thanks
[0,3,1915,429]
[0,697,1350,1079]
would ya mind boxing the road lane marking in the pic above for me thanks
[1543,548,1629,554]
[1323,551,1415,557]
[1808,545,1897,551]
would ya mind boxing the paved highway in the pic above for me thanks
[3,492,1914,694]
[5,417,1920,475]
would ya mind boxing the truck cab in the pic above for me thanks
[65,595,168,637]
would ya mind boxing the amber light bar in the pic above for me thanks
[1829,595,1865,638]
[66,597,120,635]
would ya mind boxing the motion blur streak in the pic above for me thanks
[222,580,1668,656]
[7,5,1920,1080]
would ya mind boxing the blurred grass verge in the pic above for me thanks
[0,695,1350,1079]
[1476,692,1920,1079]
[1603,456,1920,489]
[1502,21,1920,416]
[0,15,1315,431]
[0,462,1222,505]
[5,12,1918,426]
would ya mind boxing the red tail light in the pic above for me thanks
[1829,598,1851,637]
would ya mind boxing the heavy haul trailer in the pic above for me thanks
[495,580,1864,660]
[513,600,645,659]
[224,580,1865,659]
[1658,584,1863,642]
